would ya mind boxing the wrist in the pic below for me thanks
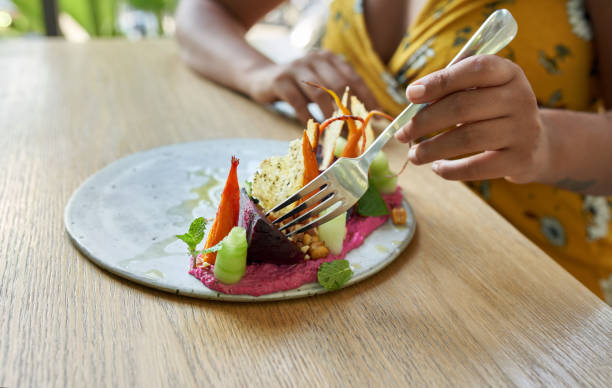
[531,110,558,184]
[243,62,278,102]
[516,108,612,194]
[533,109,571,185]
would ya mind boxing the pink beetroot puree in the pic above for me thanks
[189,188,403,296]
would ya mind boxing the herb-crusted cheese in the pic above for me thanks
[252,139,303,217]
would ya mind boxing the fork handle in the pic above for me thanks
[360,9,518,166]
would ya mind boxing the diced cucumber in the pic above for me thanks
[370,151,390,176]
[214,227,247,284]
[318,208,347,255]
[370,174,397,194]
[333,137,347,158]
[369,151,397,194]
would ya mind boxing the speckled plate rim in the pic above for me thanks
[64,139,416,302]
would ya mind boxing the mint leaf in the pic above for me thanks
[176,233,196,250]
[357,183,389,217]
[188,217,207,245]
[176,217,207,255]
[317,260,353,290]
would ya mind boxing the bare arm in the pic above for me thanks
[540,0,612,194]
[395,0,612,195]
[175,0,281,96]
[175,0,379,123]
[540,110,612,194]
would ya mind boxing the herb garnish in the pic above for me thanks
[357,182,390,217]
[176,217,207,256]
[317,260,353,290]
[177,217,224,257]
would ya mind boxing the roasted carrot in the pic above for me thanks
[342,126,363,158]
[302,130,319,186]
[202,156,240,265]
[304,82,362,158]
[359,110,394,153]
[318,115,365,136]
[316,115,365,171]
[294,131,320,216]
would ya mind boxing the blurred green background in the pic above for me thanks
[0,0,178,38]
[0,0,326,57]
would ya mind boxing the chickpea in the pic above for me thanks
[309,241,329,259]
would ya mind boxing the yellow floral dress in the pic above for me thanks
[322,0,612,303]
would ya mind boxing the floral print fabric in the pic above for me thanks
[322,0,612,303]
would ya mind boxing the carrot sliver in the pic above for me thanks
[202,156,240,265]
[317,115,365,169]
[342,128,362,158]
[304,82,361,158]
[305,81,349,115]
[318,115,365,136]
[359,110,394,154]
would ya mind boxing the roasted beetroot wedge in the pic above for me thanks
[239,189,304,265]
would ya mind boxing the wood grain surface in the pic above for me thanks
[1,40,610,387]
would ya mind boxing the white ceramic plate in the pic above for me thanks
[65,139,416,301]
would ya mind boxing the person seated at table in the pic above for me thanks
[175,0,612,303]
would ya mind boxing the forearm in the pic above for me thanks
[540,108,612,195]
[175,0,278,96]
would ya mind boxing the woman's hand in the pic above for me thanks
[395,55,549,184]
[247,49,379,124]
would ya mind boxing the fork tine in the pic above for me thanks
[271,186,334,225]
[279,193,340,233]
[265,174,329,217]
[286,201,349,237]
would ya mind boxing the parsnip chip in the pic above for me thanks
[319,119,343,170]
[318,87,351,170]
[306,119,317,149]
[350,96,376,150]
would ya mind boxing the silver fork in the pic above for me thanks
[267,9,518,237]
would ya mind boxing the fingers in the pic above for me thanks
[326,52,379,110]
[432,150,522,181]
[291,65,335,117]
[397,86,513,142]
[408,118,513,165]
[308,60,349,115]
[395,55,545,184]
[307,50,380,112]
[265,49,380,123]
[273,77,311,124]
[406,55,519,104]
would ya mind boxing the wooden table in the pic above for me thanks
[1,40,610,387]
